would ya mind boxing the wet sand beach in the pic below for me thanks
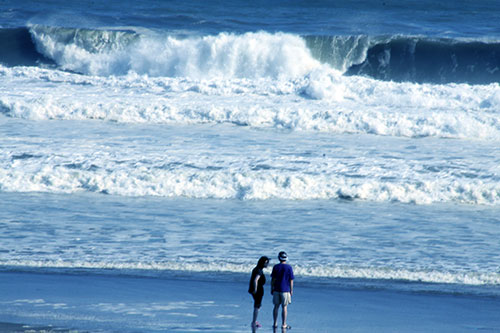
[1,271,499,332]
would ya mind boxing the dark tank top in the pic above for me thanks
[248,267,266,293]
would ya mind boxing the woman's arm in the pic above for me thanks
[252,274,260,294]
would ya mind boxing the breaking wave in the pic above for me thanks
[29,25,321,79]
[2,260,499,292]
[1,155,500,205]
[1,63,499,140]
[1,25,499,84]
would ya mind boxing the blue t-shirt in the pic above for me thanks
[271,263,294,292]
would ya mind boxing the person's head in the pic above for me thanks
[278,251,287,263]
[257,256,270,269]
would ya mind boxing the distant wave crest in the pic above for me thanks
[0,25,496,84]
[2,260,499,291]
[305,35,500,84]
[29,25,321,79]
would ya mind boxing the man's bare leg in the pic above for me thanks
[273,304,280,327]
[282,305,288,328]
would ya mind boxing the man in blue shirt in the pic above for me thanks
[271,251,294,329]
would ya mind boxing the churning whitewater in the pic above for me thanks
[1,26,500,205]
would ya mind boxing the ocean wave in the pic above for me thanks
[1,25,498,84]
[344,36,500,84]
[28,25,320,78]
[306,35,500,84]
[2,260,499,289]
[1,64,499,140]
[0,27,55,67]
[1,163,500,204]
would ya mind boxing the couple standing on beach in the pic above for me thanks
[249,251,294,330]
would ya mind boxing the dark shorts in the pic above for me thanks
[252,290,264,308]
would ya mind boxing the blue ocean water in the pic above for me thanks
[1,0,500,325]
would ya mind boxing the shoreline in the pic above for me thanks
[1,271,499,332]
[2,265,499,298]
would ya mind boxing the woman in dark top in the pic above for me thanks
[248,256,269,328]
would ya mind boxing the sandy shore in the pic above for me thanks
[0,271,499,332]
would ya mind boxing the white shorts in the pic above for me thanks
[273,292,292,306]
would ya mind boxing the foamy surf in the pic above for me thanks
[1,160,500,204]
[3,260,500,288]
[1,64,499,140]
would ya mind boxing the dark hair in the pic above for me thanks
[257,256,270,268]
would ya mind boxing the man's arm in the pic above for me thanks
[290,279,293,296]
[271,278,275,295]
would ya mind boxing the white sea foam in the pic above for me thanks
[1,64,499,140]
[30,26,321,79]
[1,164,500,204]
[1,63,500,204]
[1,125,500,204]
[3,260,499,287]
